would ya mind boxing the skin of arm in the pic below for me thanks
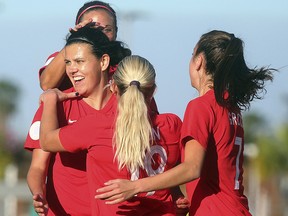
[28,89,77,215]
[27,149,51,216]
[39,89,77,152]
[95,139,206,204]
[40,49,66,91]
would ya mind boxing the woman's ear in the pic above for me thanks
[109,79,118,94]
[101,54,110,72]
[195,53,204,71]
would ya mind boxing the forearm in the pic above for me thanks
[27,168,47,196]
[96,140,204,204]
[136,162,199,194]
[40,96,59,151]
[40,49,66,90]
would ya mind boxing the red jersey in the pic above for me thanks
[181,90,251,216]
[59,110,182,216]
[24,88,117,216]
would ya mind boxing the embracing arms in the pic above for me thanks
[95,139,206,204]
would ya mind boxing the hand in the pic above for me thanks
[32,194,49,216]
[39,88,79,105]
[95,179,138,204]
[175,197,190,216]
[69,18,97,32]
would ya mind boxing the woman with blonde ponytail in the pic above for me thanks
[38,55,189,215]
[112,56,156,172]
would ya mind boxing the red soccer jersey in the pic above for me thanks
[59,111,182,216]
[181,90,251,216]
[24,88,117,216]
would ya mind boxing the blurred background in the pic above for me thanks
[0,0,287,215]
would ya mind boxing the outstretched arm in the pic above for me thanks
[95,139,205,204]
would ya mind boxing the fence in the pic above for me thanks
[0,164,32,216]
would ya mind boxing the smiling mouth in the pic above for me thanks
[73,76,84,84]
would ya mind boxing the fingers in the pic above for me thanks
[104,197,126,205]
[70,18,94,32]
[65,91,80,99]
[175,197,190,209]
[95,188,117,199]
[33,201,48,215]
[95,182,124,200]
[32,194,49,215]
[95,192,125,204]
[40,88,79,102]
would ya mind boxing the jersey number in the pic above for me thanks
[234,136,242,190]
[131,145,167,196]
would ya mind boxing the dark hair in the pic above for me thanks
[66,27,130,66]
[195,30,274,110]
[75,1,118,33]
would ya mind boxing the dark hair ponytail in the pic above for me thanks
[196,30,275,110]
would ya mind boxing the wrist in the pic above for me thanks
[133,179,144,195]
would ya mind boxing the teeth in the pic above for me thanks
[73,76,84,81]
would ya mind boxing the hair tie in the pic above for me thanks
[129,80,140,88]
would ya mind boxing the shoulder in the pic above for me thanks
[153,113,182,132]
[47,51,59,59]
[39,51,60,74]
[186,90,216,113]
[43,51,60,66]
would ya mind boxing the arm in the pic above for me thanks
[27,149,51,216]
[40,49,66,90]
[95,139,206,204]
[39,89,78,152]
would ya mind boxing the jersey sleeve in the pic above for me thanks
[24,104,43,151]
[59,113,113,153]
[181,99,214,149]
[155,113,182,143]
[38,52,59,77]
[166,113,182,141]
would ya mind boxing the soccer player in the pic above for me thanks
[40,55,188,215]
[25,27,130,215]
[95,30,275,216]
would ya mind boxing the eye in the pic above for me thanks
[102,27,113,34]
[64,60,71,65]
[76,59,84,64]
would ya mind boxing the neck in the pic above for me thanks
[83,87,112,110]
[198,85,212,96]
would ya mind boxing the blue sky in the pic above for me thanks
[1,0,287,139]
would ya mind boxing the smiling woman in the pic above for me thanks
[24,27,131,215]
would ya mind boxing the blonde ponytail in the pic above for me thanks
[113,55,156,172]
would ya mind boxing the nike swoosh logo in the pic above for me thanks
[68,119,77,124]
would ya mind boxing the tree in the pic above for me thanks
[0,79,20,178]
